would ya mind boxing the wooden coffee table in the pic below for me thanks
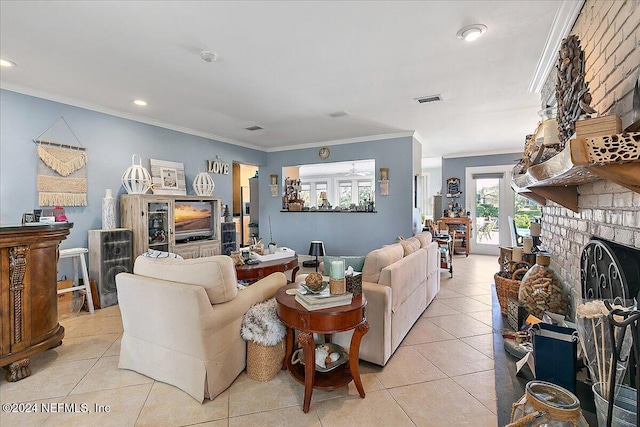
[275,283,369,413]
[235,255,299,282]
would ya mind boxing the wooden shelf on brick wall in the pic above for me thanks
[512,132,640,212]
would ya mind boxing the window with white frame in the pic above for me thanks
[316,182,328,206]
[358,180,373,204]
[299,183,311,207]
[338,181,352,207]
[297,180,328,208]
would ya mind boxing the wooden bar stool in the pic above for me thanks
[58,248,95,314]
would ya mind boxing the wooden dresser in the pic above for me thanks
[0,223,71,381]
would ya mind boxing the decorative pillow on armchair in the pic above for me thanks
[133,255,238,304]
[322,256,366,276]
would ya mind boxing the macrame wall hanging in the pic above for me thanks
[34,117,88,206]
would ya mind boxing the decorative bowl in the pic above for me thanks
[300,281,328,294]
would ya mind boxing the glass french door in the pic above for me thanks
[465,165,515,255]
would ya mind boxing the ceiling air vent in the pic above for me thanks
[245,125,264,131]
[414,94,442,104]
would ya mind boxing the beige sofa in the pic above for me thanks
[116,255,286,402]
[325,232,440,366]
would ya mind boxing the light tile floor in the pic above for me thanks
[0,254,499,427]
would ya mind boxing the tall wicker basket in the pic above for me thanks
[494,268,528,315]
[246,339,285,382]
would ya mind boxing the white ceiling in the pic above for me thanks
[0,1,567,159]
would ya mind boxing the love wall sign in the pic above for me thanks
[207,157,230,174]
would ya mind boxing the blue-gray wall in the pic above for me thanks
[0,89,266,250]
[261,136,416,256]
[1,89,419,260]
[441,152,521,213]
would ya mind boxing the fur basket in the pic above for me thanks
[246,340,285,382]
[241,298,286,382]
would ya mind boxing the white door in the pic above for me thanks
[465,165,514,255]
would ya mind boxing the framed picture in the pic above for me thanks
[22,212,35,224]
[446,177,461,198]
[160,167,178,189]
[150,159,187,195]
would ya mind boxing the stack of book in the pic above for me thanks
[295,290,353,311]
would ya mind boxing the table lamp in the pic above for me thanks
[302,240,324,271]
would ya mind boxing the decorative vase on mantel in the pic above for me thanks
[102,189,116,230]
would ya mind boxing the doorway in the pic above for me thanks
[465,165,514,255]
[232,163,259,247]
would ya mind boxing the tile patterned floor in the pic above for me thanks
[0,254,499,426]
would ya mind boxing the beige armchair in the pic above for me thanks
[115,255,286,402]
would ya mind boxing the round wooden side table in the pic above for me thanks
[275,283,369,413]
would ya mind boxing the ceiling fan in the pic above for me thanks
[345,162,371,176]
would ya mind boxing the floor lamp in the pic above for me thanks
[302,240,324,272]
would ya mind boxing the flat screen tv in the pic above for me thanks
[174,200,214,242]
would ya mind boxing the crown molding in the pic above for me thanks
[266,131,415,152]
[1,83,418,154]
[528,0,585,93]
[443,148,521,159]
[0,82,261,151]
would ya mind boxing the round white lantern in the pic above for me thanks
[192,172,215,196]
[121,154,152,194]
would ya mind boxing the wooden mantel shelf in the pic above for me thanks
[512,132,640,212]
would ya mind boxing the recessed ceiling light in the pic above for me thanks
[133,99,148,106]
[200,51,217,63]
[0,58,17,67]
[457,24,487,42]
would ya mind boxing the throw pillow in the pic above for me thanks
[322,256,366,276]
[142,249,183,259]
[399,238,421,256]
[414,232,433,247]
[134,255,238,304]
[362,243,404,283]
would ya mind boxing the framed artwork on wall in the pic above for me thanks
[150,159,187,195]
[446,177,461,198]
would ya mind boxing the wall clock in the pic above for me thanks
[318,147,330,160]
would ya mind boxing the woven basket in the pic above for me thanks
[494,268,528,315]
[246,339,285,382]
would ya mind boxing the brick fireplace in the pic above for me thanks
[542,181,640,315]
[539,0,639,317]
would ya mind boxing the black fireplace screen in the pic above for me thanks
[580,237,640,301]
